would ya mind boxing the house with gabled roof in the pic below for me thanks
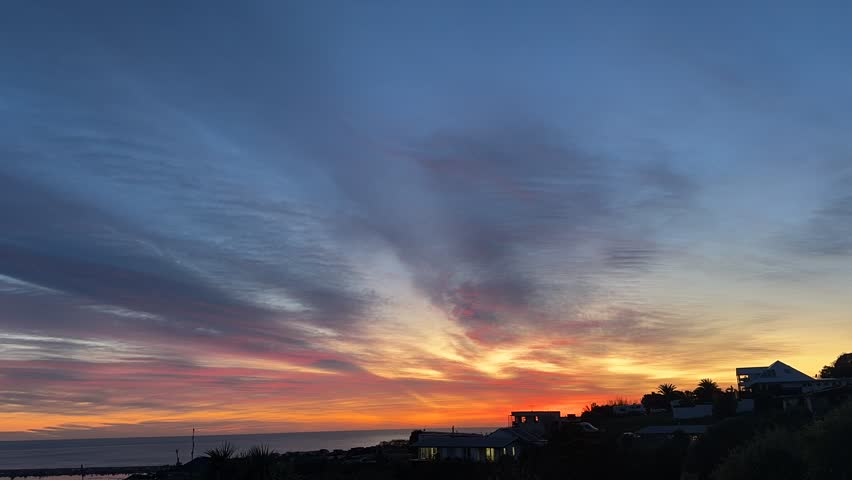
[735,360,852,413]
[737,360,816,396]
[411,427,539,462]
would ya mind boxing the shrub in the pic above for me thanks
[712,429,805,480]
[206,441,237,461]
[802,402,852,479]
[242,444,279,480]
[685,415,761,478]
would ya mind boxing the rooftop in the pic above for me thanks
[736,366,768,375]
[636,425,708,436]
[412,427,544,448]
[413,432,514,449]
[510,411,560,416]
[743,360,814,386]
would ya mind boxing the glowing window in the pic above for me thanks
[420,447,438,460]
[485,448,496,462]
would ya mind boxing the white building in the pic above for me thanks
[412,428,535,462]
[671,403,713,419]
[735,360,852,413]
[613,404,645,416]
[737,360,816,396]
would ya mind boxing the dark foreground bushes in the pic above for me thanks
[712,402,852,480]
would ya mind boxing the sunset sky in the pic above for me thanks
[2,2,852,440]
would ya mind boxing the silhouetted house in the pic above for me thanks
[736,360,852,413]
[560,413,579,422]
[613,404,645,416]
[670,398,754,418]
[801,383,852,415]
[670,401,713,419]
[508,411,561,436]
[736,366,770,393]
[636,425,707,441]
[412,428,541,462]
[737,361,815,397]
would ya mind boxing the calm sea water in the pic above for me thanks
[11,477,128,480]
[0,428,497,471]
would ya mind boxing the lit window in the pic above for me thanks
[420,447,438,460]
[485,448,496,462]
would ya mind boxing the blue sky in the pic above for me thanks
[1,1,851,438]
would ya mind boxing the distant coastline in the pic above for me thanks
[0,427,498,472]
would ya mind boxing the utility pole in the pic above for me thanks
[191,428,195,460]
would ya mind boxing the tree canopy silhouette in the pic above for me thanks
[658,383,678,399]
[817,352,852,378]
[695,378,721,402]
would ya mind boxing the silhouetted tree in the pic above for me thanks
[713,401,852,480]
[712,429,805,480]
[698,378,720,391]
[685,415,763,479]
[801,401,852,479]
[582,400,634,418]
[817,352,852,378]
[642,392,670,411]
[658,383,678,399]
[582,402,613,418]
[695,378,721,403]
[713,390,739,419]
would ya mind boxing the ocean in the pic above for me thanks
[0,427,497,471]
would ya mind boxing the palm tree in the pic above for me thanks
[697,378,720,392]
[657,383,678,399]
[695,378,721,402]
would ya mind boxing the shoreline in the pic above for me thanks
[0,426,497,444]
[0,428,499,474]
[0,465,170,479]
[0,440,414,480]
